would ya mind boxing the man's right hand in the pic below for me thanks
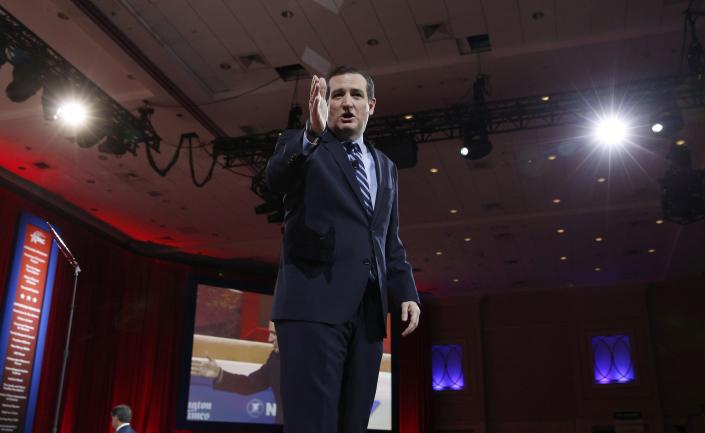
[191,355,221,379]
[308,75,328,136]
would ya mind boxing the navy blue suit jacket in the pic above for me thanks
[266,128,419,327]
[116,425,136,433]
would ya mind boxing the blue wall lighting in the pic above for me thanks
[431,344,465,391]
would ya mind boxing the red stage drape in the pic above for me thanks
[0,183,429,433]
[397,299,432,433]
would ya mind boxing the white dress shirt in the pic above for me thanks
[302,133,377,208]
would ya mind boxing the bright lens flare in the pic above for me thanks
[594,116,629,147]
[460,146,469,157]
[56,101,88,126]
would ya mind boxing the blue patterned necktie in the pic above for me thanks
[342,140,374,217]
[342,140,378,281]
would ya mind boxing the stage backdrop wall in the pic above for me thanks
[0,183,430,433]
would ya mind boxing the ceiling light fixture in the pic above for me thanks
[594,115,630,147]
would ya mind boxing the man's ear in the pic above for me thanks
[369,97,376,116]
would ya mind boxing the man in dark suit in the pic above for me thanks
[190,321,282,423]
[110,404,136,433]
[265,65,420,433]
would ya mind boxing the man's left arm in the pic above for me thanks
[385,165,421,336]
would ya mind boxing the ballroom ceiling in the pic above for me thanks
[1,0,703,294]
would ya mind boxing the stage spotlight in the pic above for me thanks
[594,116,629,147]
[650,107,683,136]
[374,134,418,169]
[98,131,130,155]
[0,35,8,67]
[75,118,108,148]
[6,51,44,102]
[659,144,705,224]
[55,101,88,126]
[461,124,492,160]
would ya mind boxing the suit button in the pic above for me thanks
[362,258,371,266]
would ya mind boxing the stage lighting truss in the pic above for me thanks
[0,6,160,156]
[5,5,705,223]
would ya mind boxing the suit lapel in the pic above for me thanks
[320,132,369,215]
[369,145,387,224]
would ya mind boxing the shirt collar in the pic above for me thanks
[116,423,130,432]
[348,136,368,155]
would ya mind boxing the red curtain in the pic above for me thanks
[0,182,429,433]
[397,297,432,433]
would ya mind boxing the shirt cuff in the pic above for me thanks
[302,133,316,156]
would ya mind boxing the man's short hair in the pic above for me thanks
[325,65,375,100]
[110,404,132,423]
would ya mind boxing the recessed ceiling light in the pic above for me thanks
[429,167,439,173]
[597,177,607,183]
[655,219,664,224]
[403,114,414,120]
[281,10,294,18]
[560,256,568,261]
[541,95,550,102]
[594,236,604,242]
[435,251,443,256]
[463,237,472,242]
[367,38,379,46]
[219,63,232,70]
[449,209,458,214]
[675,139,686,146]
[594,267,602,272]
[556,228,565,234]
[547,155,557,160]
[452,278,459,283]
[648,248,656,253]
[552,198,561,204]
[532,11,544,20]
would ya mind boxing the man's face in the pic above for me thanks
[268,321,278,353]
[111,415,120,429]
[327,73,376,140]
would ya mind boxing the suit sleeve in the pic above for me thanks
[213,355,272,395]
[385,164,420,306]
[265,128,310,195]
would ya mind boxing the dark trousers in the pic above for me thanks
[275,281,385,433]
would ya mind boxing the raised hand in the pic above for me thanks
[190,355,222,378]
[308,75,328,136]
